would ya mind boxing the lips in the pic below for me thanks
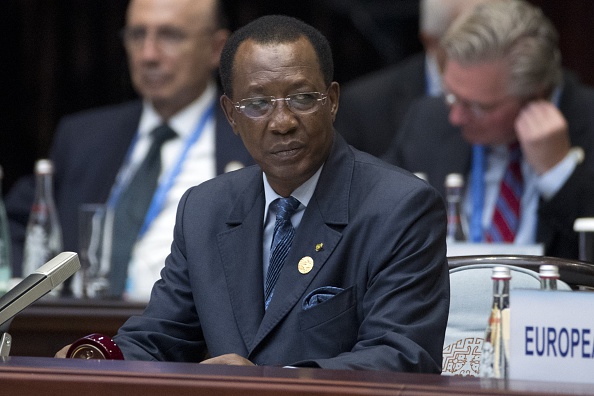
[270,142,303,158]
[141,70,168,86]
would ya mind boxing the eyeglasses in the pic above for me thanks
[232,91,328,119]
[121,26,206,54]
[444,90,510,119]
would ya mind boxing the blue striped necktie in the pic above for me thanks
[265,196,300,309]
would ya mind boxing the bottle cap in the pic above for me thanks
[491,266,511,280]
[539,264,559,279]
[445,173,464,188]
[573,218,594,232]
[35,159,54,174]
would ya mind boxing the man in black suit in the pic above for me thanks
[384,0,594,260]
[5,0,253,300]
[335,0,489,158]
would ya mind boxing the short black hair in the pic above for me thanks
[219,15,334,98]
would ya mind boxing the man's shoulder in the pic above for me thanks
[340,53,425,98]
[348,147,431,190]
[58,100,142,127]
[188,165,261,197]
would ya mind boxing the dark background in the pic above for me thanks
[1,0,593,194]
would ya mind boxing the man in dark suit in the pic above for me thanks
[384,0,594,260]
[335,0,489,158]
[5,0,253,300]
[57,15,449,372]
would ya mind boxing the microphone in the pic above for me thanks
[0,252,80,327]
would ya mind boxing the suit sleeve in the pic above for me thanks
[538,163,594,259]
[113,189,208,362]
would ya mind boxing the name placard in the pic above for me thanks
[510,289,594,384]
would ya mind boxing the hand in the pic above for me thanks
[54,344,71,358]
[200,353,255,366]
[515,100,571,175]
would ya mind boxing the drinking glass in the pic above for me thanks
[77,204,111,298]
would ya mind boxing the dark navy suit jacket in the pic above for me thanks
[335,52,426,157]
[114,133,450,372]
[6,99,253,276]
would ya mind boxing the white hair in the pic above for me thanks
[420,0,491,38]
[442,0,562,97]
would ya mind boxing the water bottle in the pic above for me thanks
[539,264,559,291]
[22,159,63,279]
[0,165,12,295]
[445,173,467,242]
[479,266,511,379]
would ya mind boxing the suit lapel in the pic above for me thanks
[218,170,266,351]
[251,133,352,350]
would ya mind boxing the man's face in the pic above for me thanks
[443,59,525,146]
[124,0,227,118]
[221,37,339,197]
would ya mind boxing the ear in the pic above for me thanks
[210,28,230,69]
[220,94,239,135]
[328,81,340,122]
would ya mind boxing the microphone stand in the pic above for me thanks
[0,317,13,357]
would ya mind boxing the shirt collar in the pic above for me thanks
[262,164,324,223]
[138,81,217,138]
[425,53,443,97]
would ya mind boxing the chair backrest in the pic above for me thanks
[442,260,572,377]
[448,255,594,290]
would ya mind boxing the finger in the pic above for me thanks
[54,344,72,358]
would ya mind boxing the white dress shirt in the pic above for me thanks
[125,83,219,301]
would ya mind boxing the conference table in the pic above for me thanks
[1,356,593,396]
[3,297,594,395]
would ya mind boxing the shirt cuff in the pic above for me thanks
[537,147,585,200]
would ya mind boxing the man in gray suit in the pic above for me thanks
[384,0,594,259]
[56,15,450,372]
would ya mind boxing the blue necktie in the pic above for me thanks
[265,196,300,309]
[110,124,177,297]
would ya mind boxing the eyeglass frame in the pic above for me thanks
[443,89,516,119]
[120,25,214,54]
[231,90,330,119]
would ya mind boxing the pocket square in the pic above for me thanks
[302,286,344,310]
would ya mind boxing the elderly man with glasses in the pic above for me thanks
[57,14,450,372]
[383,0,594,260]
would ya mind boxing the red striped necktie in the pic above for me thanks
[485,143,523,243]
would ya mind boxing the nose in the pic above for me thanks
[268,99,298,133]
[138,33,161,60]
[448,103,471,127]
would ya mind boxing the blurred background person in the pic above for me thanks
[384,0,594,260]
[335,0,491,158]
[5,0,253,301]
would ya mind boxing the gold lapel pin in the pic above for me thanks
[298,256,314,274]
[315,243,323,252]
